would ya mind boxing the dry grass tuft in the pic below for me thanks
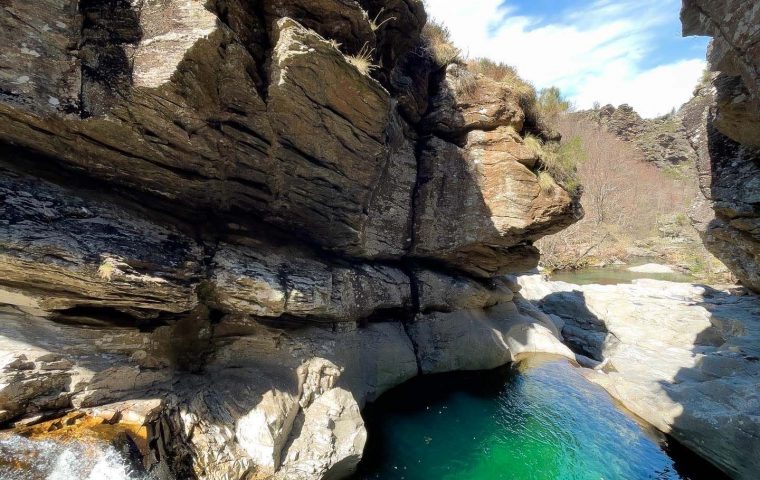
[327,38,342,51]
[467,58,535,102]
[421,20,461,68]
[451,68,478,97]
[537,171,556,194]
[98,257,119,281]
[346,43,377,75]
[523,134,543,156]
[370,7,396,32]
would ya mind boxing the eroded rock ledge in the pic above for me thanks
[0,1,580,479]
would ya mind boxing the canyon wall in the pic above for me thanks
[0,1,581,479]
[575,103,698,169]
[681,0,760,292]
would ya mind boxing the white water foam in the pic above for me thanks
[0,433,149,480]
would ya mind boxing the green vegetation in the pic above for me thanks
[527,134,583,198]
[537,171,556,193]
[660,160,694,180]
[698,67,713,89]
[536,87,571,123]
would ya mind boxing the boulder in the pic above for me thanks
[409,298,575,374]
[422,65,525,137]
[412,136,577,277]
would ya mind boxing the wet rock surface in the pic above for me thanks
[0,1,581,479]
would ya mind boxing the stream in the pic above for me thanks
[550,263,694,285]
[352,356,726,480]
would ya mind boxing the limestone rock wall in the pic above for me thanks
[0,1,581,479]
[681,0,760,292]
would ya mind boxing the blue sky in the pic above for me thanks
[425,0,710,117]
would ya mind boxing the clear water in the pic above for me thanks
[353,357,725,480]
[550,265,694,285]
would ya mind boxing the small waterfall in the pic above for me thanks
[0,433,149,480]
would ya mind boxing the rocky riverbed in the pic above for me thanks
[0,0,758,479]
[519,274,760,479]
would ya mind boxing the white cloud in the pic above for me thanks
[424,0,706,118]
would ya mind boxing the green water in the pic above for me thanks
[550,265,694,285]
[353,357,724,480]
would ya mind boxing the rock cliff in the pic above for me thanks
[576,104,698,168]
[681,0,760,292]
[0,1,581,479]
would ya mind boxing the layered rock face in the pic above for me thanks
[681,0,760,292]
[0,1,580,479]
[577,104,698,168]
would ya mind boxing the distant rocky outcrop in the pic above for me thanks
[575,104,697,168]
[681,0,760,293]
[0,1,581,479]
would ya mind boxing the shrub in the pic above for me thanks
[421,20,461,67]
[527,134,582,198]
[536,87,571,124]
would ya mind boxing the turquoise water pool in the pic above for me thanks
[353,357,724,480]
